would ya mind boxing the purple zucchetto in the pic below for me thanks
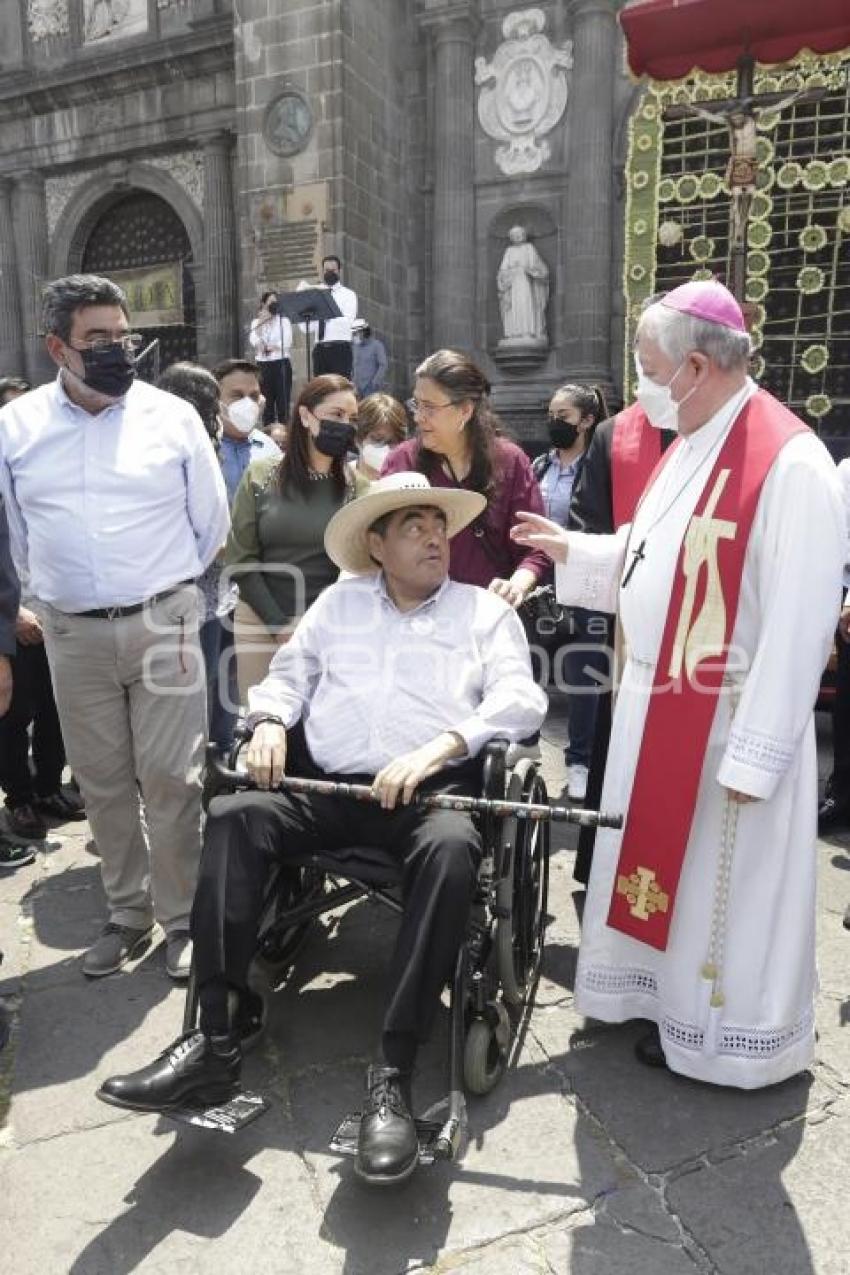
[660,280,747,333]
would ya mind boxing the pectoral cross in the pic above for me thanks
[621,538,646,588]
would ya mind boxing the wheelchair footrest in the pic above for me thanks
[166,1090,271,1133]
[330,1113,446,1165]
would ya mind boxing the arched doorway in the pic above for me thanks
[81,191,197,375]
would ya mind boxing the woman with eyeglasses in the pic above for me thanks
[382,349,548,603]
[225,374,367,702]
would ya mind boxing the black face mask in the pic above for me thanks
[314,417,355,458]
[266,299,279,315]
[548,418,579,449]
[323,270,340,287]
[77,343,137,398]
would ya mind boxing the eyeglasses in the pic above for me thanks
[405,396,461,419]
[70,334,144,356]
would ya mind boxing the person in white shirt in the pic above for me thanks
[303,255,358,379]
[0,274,230,982]
[248,291,293,427]
[98,471,547,1185]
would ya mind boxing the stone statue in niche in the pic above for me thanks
[83,0,148,43]
[497,226,549,348]
[475,8,572,176]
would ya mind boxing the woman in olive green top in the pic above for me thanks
[226,373,365,702]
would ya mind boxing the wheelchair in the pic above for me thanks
[180,733,550,1166]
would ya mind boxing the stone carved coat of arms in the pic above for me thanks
[475,8,573,176]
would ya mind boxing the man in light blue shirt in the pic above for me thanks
[213,359,282,505]
[0,274,230,982]
[209,359,282,754]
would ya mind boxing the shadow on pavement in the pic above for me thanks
[58,897,589,1275]
[558,1031,818,1275]
[66,1124,266,1275]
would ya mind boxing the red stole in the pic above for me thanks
[608,391,807,951]
[611,404,664,529]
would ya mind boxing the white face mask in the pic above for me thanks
[227,396,260,436]
[361,440,391,471]
[634,355,696,433]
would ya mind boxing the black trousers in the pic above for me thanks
[312,341,353,379]
[191,763,482,1054]
[0,640,65,808]
[573,688,611,885]
[259,358,292,427]
[829,629,850,798]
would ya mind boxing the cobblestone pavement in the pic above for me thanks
[0,705,848,1274]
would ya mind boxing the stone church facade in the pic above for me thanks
[0,0,639,439]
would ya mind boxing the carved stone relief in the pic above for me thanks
[27,0,70,42]
[46,172,89,238]
[146,152,205,211]
[475,8,572,176]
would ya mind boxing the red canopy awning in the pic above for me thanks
[620,0,850,82]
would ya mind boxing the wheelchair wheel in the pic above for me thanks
[463,1014,508,1096]
[254,866,325,976]
[495,760,550,1007]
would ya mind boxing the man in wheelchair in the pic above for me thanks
[98,472,547,1184]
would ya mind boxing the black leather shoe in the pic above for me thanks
[818,795,850,835]
[96,1031,241,1112]
[634,1025,669,1070]
[35,790,86,821]
[354,1065,418,1185]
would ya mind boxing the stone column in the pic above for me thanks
[422,3,478,350]
[0,179,24,377]
[202,134,238,364]
[13,171,52,384]
[562,0,617,381]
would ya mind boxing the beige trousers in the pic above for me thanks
[233,599,289,705]
[40,586,206,933]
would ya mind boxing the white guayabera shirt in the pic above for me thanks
[248,572,548,775]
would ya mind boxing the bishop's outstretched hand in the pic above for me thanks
[510,510,570,564]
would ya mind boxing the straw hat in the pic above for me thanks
[324,471,486,575]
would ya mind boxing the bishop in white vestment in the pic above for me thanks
[513,282,845,1088]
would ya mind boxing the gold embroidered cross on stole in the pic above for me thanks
[668,469,737,681]
[615,866,670,922]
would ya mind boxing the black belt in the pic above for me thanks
[72,582,191,621]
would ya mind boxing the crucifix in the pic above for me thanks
[662,54,827,302]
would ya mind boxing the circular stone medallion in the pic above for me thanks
[263,90,314,158]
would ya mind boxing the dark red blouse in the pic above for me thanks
[381,437,549,588]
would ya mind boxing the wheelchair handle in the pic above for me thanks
[209,760,624,830]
